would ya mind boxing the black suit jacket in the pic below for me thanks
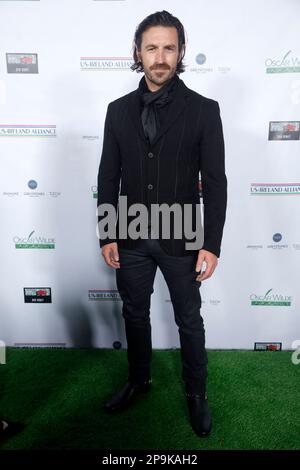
[97,76,227,258]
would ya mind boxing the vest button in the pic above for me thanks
[148,184,153,190]
[148,152,154,158]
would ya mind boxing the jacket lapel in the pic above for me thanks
[127,77,190,147]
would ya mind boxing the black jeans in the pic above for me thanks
[115,234,208,395]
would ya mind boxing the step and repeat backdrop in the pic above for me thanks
[0,0,299,351]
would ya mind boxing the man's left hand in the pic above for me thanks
[195,249,218,282]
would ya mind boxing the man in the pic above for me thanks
[97,10,227,437]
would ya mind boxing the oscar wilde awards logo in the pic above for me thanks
[250,288,292,307]
[13,231,56,249]
[265,50,300,74]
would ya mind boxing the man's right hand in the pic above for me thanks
[101,242,120,269]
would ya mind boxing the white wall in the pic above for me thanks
[0,0,299,350]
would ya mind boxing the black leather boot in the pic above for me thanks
[104,379,152,412]
[186,393,212,437]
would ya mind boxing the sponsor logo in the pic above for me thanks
[80,57,133,71]
[28,180,37,190]
[24,180,45,197]
[254,342,282,351]
[250,288,291,307]
[3,179,61,198]
[196,53,206,65]
[23,180,61,198]
[267,233,288,250]
[247,233,298,250]
[268,121,300,140]
[0,125,56,137]
[6,53,38,73]
[2,191,19,197]
[24,287,52,303]
[265,50,300,74]
[190,52,231,74]
[14,230,56,249]
[88,290,121,301]
[82,135,99,141]
[273,233,282,243]
[250,183,300,195]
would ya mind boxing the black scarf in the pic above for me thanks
[139,74,179,145]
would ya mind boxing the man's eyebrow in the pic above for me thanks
[145,43,177,49]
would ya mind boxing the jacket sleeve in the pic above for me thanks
[198,100,227,258]
[97,102,121,248]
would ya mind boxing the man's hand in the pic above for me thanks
[195,249,218,282]
[101,242,120,269]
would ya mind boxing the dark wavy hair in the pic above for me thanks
[131,10,186,74]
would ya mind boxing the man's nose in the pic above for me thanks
[156,49,165,64]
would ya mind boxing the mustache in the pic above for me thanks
[150,64,170,70]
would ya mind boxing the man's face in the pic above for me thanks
[136,26,182,91]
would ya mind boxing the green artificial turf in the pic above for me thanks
[0,348,299,450]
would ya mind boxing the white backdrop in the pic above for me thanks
[0,0,299,350]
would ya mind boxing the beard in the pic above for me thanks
[142,62,177,88]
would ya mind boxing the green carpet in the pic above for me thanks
[0,348,299,450]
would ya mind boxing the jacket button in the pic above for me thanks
[148,152,154,158]
[148,184,153,190]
